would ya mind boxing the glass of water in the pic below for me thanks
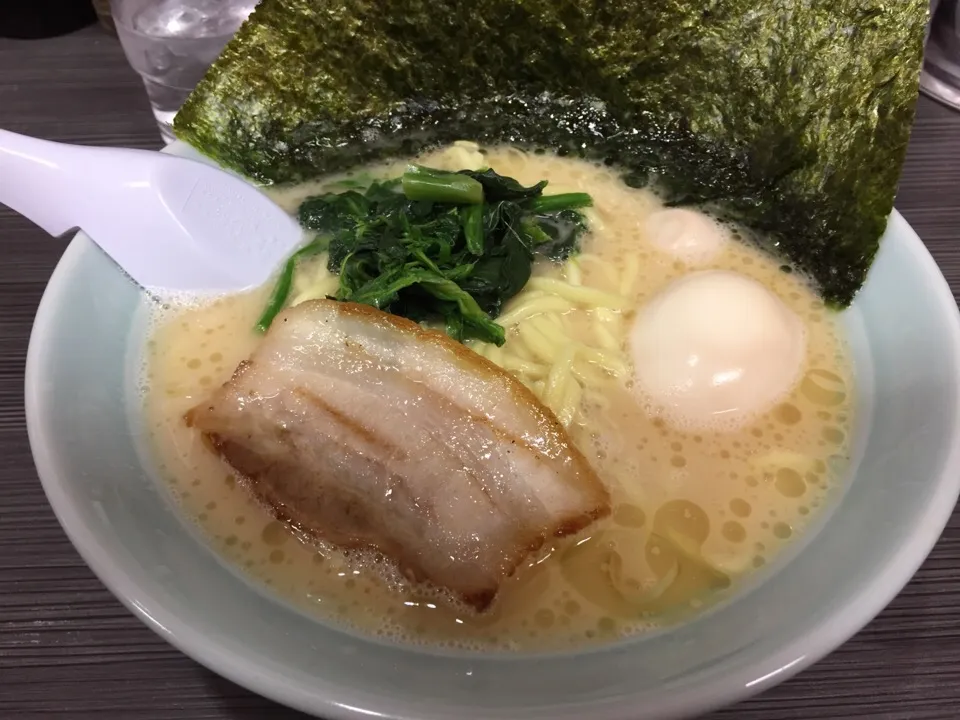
[111,0,258,143]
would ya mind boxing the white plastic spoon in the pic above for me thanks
[0,129,303,294]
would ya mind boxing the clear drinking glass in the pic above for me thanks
[922,0,960,110]
[110,0,258,143]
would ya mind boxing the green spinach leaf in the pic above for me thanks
[257,164,591,344]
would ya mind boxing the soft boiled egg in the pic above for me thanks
[628,270,806,431]
[644,208,728,265]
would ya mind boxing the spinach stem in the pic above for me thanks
[525,192,593,213]
[460,203,484,255]
[402,165,484,204]
[254,238,329,333]
[254,257,296,333]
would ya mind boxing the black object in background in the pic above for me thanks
[0,0,97,39]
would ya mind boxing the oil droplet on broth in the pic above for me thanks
[774,468,806,498]
[773,522,794,540]
[261,521,288,546]
[721,521,747,543]
[801,369,847,407]
[597,616,617,635]
[822,426,845,445]
[613,504,646,528]
[774,402,802,425]
[535,608,555,628]
[141,147,855,652]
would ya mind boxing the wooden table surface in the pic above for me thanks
[2,25,960,720]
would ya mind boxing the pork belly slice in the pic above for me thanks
[186,299,610,610]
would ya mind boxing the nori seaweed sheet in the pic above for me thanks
[173,0,928,306]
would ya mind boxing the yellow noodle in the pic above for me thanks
[574,254,620,287]
[461,251,632,415]
[518,376,538,394]
[517,324,558,364]
[430,140,487,172]
[571,360,611,387]
[527,278,630,309]
[563,258,583,286]
[289,287,326,306]
[484,344,505,367]
[545,312,568,332]
[543,376,570,417]
[595,307,621,328]
[577,345,629,376]
[497,296,573,326]
[543,346,576,409]
[527,315,570,347]
[515,289,547,301]
[504,333,538,363]
[290,276,339,307]
[494,146,530,173]
[291,258,336,290]
[499,356,548,379]
[557,377,583,427]
[583,207,606,236]
[469,341,492,359]
[593,321,621,351]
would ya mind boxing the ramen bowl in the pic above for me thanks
[24,143,960,720]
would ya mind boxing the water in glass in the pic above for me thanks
[112,0,258,143]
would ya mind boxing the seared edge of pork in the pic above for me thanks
[186,300,610,610]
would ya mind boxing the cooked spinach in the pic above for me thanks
[402,165,484,204]
[260,165,591,344]
[253,237,328,332]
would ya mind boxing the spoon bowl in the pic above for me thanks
[0,129,303,294]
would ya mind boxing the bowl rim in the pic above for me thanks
[23,207,960,720]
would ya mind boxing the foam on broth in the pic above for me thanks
[140,147,854,651]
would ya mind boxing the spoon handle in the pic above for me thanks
[0,129,108,237]
[0,128,304,294]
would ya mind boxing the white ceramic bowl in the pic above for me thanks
[24,143,960,719]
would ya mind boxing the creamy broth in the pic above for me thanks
[142,146,853,650]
